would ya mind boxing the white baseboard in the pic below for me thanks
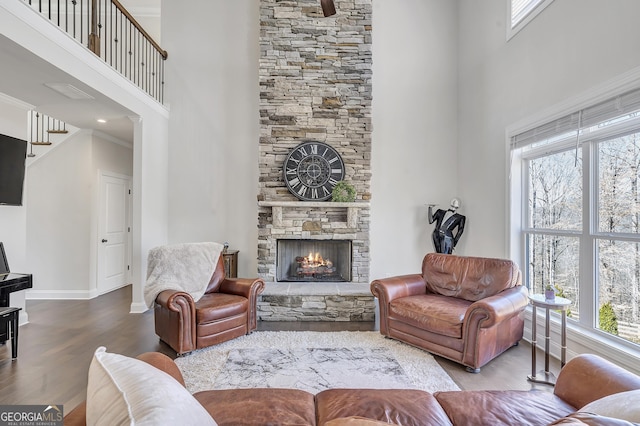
[26,288,99,300]
[19,311,29,326]
[129,302,148,314]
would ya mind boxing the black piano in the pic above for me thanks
[0,273,32,343]
[0,242,32,343]
[1,273,33,307]
[0,273,31,344]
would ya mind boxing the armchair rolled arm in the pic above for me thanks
[155,289,196,312]
[463,286,529,330]
[461,286,528,369]
[219,278,265,332]
[371,274,426,336]
[219,277,265,299]
[370,274,426,304]
[154,290,197,355]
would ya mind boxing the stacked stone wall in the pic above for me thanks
[258,0,373,202]
[258,295,375,322]
[257,0,373,318]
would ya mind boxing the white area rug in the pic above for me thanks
[174,331,460,394]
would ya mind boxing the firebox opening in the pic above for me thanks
[276,239,352,282]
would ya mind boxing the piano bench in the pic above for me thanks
[0,307,21,359]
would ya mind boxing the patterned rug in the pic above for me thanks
[174,331,460,394]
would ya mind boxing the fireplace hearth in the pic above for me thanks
[277,239,351,282]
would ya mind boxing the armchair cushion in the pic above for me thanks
[390,294,470,338]
[195,293,248,323]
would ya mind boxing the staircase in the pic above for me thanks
[26,110,77,161]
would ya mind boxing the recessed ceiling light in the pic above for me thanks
[44,83,95,100]
[97,119,107,123]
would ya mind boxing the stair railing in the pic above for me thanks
[22,0,167,104]
[27,110,73,158]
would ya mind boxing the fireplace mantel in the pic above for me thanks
[258,201,370,228]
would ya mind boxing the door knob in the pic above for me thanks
[102,239,108,243]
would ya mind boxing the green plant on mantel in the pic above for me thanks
[332,181,356,202]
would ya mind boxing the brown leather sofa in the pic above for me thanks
[64,352,640,425]
[153,255,265,355]
[371,253,529,372]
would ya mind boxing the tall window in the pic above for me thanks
[511,88,640,348]
[508,0,555,40]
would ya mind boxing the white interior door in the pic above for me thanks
[97,172,131,294]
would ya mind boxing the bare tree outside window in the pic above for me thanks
[529,150,582,231]
[527,150,581,318]
[597,133,640,343]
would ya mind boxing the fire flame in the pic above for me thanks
[307,252,324,264]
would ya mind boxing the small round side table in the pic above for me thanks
[527,293,572,386]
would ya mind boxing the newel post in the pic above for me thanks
[89,0,101,56]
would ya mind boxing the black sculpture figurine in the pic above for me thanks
[428,198,466,254]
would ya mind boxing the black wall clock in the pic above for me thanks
[283,141,345,201]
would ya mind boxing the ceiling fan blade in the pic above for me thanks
[321,0,336,17]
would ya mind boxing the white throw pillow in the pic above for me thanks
[580,389,640,422]
[86,347,217,426]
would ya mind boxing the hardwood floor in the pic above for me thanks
[0,285,558,413]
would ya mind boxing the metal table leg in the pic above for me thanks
[544,306,551,373]
[528,305,537,381]
[561,310,567,367]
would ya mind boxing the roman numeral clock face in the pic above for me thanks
[284,142,345,201]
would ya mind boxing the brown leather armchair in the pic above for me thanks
[371,253,528,372]
[154,255,265,355]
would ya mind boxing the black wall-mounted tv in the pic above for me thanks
[0,133,28,206]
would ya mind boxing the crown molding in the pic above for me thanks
[0,92,34,110]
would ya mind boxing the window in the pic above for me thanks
[511,87,640,349]
[508,0,555,40]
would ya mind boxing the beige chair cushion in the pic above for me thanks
[580,390,640,422]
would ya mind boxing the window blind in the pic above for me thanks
[511,87,640,149]
[511,0,544,27]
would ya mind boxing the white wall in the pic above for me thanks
[457,0,640,258]
[25,131,133,298]
[92,133,134,177]
[162,0,260,277]
[118,0,161,44]
[0,97,30,323]
[370,0,459,278]
[26,132,93,296]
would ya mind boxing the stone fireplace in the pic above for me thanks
[256,0,374,321]
[257,201,370,283]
